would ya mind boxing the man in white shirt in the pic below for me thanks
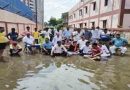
[77,36,88,50]
[91,27,102,43]
[43,28,51,39]
[52,33,62,45]
[81,41,92,56]
[51,41,67,56]
[23,33,35,53]
[23,33,34,46]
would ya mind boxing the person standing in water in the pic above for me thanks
[0,27,9,62]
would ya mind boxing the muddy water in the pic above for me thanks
[0,50,130,90]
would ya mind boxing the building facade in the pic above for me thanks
[21,0,44,26]
[68,0,130,29]
[21,0,35,12]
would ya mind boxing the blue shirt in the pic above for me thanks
[43,42,53,49]
[8,32,18,41]
[112,38,128,47]
[63,30,71,38]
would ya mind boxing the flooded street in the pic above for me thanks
[0,50,130,90]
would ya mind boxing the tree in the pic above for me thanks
[48,17,57,26]
[57,19,63,25]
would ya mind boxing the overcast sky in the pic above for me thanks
[44,0,79,22]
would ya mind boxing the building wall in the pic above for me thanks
[0,9,35,34]
[125,0,130,9]
[68,0,123,29]
[123,14,130,28]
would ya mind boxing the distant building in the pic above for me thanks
[21,0,35,11]
[21,0,44,25]
[68,0,130,29]
[62,12,69,27]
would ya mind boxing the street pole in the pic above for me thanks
[42,0,44,29]
[35,0,38,30]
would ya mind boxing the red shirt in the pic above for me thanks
[92,46,101,56]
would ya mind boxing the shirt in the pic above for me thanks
[92,46,101,56]
[43,42,53,49]
[91,29,102,39]
[39,36,45,45]
[100,45,110,57]
[7,32,18,41]
[52,36,62,45]
[23,36,34,45]
[68,44,79,52]
[63,30,71,38]
[33,31,39,39]
[112,38,128,47]
[0,32,8,43]
[51,45,67,54]
[82,45,92,54]
[84,31,92,39]
[77,39,88,49]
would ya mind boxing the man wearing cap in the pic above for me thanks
[110,34,128,55]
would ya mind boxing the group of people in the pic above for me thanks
[0,26,128,62]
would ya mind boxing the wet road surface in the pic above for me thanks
[0,49,130,90]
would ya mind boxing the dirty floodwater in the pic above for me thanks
[0,50,130,90]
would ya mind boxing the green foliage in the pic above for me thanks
[48,17,63,28]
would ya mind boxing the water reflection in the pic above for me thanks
[14,63,100,90]
[0,52,130,90]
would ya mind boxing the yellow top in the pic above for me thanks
[0,32,8,43]
[33,31,39,39]
[39,36,45,45]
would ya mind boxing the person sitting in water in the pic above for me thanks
[68,41,79,55]
[64,39,72,49]
[23,33,35,53]
[91,43,101,61]
[51,41,68,57]
[42,38,53,55]
[110,34,128,55]
[77,36,88,53]
[9,41,22,56]
[81,41,92,56]
[0,27,9,62]
[99,42,111,60]
[39,33,45,46]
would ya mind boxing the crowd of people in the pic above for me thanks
[0,26,128,62]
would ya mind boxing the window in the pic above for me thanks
[91,22,95,27]
[93,2,96,11]
[74,13,76,18]
[85,6,88,13]
[103,20,107,28]
[80,23,83,28]
[79,9,83,16]
[104,0,108,6]
[84,23,87,26]
[81,0,84,2]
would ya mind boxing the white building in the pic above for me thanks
[68,0,130,29]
